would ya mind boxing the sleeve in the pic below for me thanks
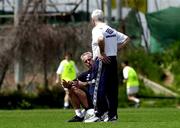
[56,61,64,75]
[77,70,90,82]
[92,28,104,44]
[116,31,128,44]
[123,67,128,79]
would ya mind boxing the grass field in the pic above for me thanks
[0,108,180,128]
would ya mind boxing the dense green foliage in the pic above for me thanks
[0,83,179,109]
[161,41,180,89]
[118,45,164,83]
[1,108,180,128]
[119,41,180,92]
[0,86,65,109]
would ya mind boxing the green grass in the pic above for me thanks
[0,108,180,128]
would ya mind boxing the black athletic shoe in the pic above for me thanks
[108,116,118,122]
[67,115,84,122]
[104,115,118,122]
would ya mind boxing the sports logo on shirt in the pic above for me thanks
[105,28,116,38]
[105,28,114,34]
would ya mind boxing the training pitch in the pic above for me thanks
[0,108,180,128]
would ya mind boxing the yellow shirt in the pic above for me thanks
[56,60,77,81]
[123,66,139,88]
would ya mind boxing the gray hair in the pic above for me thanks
[80,52,92,61]
[91,9,104,21]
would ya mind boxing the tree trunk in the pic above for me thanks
[0,64,9,89]
[43,52,48,89]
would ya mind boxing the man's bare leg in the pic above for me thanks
[69,88,81,109]
[71,86,89,109]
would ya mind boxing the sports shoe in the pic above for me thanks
[67,115,84,122]
[104,116,118,122]
[83,109,100,123]
[108,116,118,122]
[134,101,140,108]
[100,112,108,121]
[84,115,100,123]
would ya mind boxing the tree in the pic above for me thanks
[0,0,91,91]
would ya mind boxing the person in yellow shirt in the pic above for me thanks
[121,61,140,108]
[56,52,79,109]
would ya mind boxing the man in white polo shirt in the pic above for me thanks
[90,9,129,122]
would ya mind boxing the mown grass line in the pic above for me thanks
[0,108,180,128]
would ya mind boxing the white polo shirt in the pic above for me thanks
[92,23,128,60]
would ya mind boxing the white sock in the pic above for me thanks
[64,102,69,107]
[134,98,140,103]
